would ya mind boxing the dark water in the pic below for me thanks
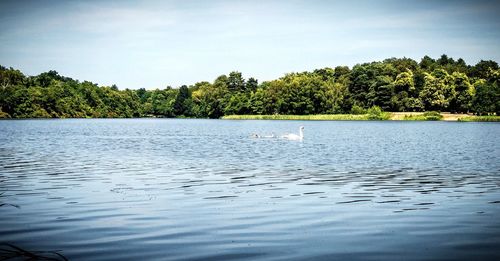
[1,119,499,260]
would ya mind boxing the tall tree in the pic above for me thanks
[392,70,422,111]
[420,69,454,111]
[472,69,500,115]
[469,60,499,80]
[227,71,245,92]
[174,85,191,116]
[449,72,474,113]
[246,77,258,92]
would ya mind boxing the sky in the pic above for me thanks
[1,0,500,89]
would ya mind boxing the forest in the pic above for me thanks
[0,54,499,119]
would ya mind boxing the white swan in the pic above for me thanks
[281,126,304,140]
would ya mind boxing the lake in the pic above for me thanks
[0,119,499,260]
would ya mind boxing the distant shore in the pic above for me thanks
[222,113,500,122]
[2,113,499,122]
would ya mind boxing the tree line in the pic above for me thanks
[0,54,499,118]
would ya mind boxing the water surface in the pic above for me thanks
[1,119,499,260]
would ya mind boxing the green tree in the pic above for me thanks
[246,77,258,92]
[392,70,422,111]
[174,85,191,116]
[227,71,245,92]
[419,55,436,71]
[224,92,250,115]
[384,57,418,74]
[472,69,500,115]
[420,69,454,111]
[469,60,498,80]
[449,72,474,113]
[367,75,394,110]
[191,76,228,118]
[349,62,396,108]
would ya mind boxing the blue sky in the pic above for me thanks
[1,0,499,89]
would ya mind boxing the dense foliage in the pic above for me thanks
[1,55,499,118]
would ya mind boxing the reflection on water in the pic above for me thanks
[0,119,499,260]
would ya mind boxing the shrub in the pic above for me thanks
[367,106,390,120]
[423,111,443,121]
[350,105,366,115]
[31,108,51,118]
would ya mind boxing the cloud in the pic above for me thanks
[0,0,499,89]
[70,5,177,35]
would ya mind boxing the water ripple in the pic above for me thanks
[0,119,499,260]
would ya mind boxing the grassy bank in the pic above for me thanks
[458,116,500,122]
[223,112,391,121]
[397,111,443,121]
[223,114,372,120]
[223,113,500,122]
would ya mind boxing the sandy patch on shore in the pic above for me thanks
[389,112,471,121]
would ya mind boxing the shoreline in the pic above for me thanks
[222,113,500,122]
[1,113,499,122]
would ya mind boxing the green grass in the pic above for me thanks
[403,111,443,121]
[458,116,500,122]
[223,113,500,122]
[222,114,390,121]
[402,115,429,121]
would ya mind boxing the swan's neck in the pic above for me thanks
[299,129,304,139]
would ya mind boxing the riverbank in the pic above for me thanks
[223,113,500,122]
[223,114,372,121]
